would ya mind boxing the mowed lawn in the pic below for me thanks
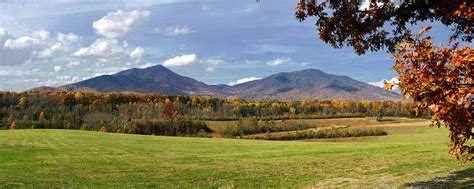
[1,121,473,187]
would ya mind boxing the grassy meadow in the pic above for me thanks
[1,118,473,188]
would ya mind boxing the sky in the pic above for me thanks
[0,0,459,92]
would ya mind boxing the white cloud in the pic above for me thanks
[129,46,144,60]
[202,59,225,65]
[4,36,42,49]
[368,77,399,90]
[66,61,81,68]
[58,33,79,43]
[93,10,151,38]
[266,57,291,66]
[0,28,79,66]
[0,68,42,77]
[40,75,82,87]
[140,62,158,68]
[201,59,225,72]
[154,26,195,36]
[35,42,62,58]
[35,32,78,58]
[228,77,262,86]
[163,54,198,67]
[54,66,62,73]
[206,67,215,72]
[31,29,50,40]
[73,38,126,58]
[0,28,7,35]
[73,38,144,66]
[3,29,50,49]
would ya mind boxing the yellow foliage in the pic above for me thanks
[9,121,17,130]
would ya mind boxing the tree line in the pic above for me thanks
[0,91,428,136]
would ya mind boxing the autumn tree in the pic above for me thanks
[163,98,174,117]
[9,121,17,130]
[99,126,107,133]
[17,97,27,109]
[39,112,46,122]
[295,0,473,160]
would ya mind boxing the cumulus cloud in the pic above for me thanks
[66,61,81,68]
[73,38,126,58]
[4,36,43,49]
[266,57,291,66]
[35,42,63,58]
[228,77,261,86]
[3,29,50,49]
[163,54,198,67]
[0,28,79,66]
[73,38,143,66]
[93,10,151,38]
[0,28,7,35]
[54,66,62,73]
[154,26,195,36]
[35,32,78,59]
[129,46,144,60]
[58,33,79,43]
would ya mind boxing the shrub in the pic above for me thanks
[220,117,319,137]
[99,126,107,133]
[260,127,388,140]
[196,129,209,138]
[80,123,90,131]
[130,117,211,136]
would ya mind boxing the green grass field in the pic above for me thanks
[1,119,473,187]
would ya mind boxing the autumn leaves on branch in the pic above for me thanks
[388,27,473,161]
[295,0,473,160]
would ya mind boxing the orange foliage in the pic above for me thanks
[389,27,473,161]
[99,126,107,133]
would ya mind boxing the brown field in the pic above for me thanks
[206,117,430,138]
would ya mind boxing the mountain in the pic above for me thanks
[30,65,402,101]
[211,84,230,90]
[61,65,223,96]
[222,69,402,101]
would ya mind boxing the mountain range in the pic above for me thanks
[29,65,402,101]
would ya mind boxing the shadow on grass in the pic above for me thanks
[404,168,474,188]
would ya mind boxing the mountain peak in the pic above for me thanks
[115,64,172,76]
[223,68,402,101]
[63,64,222,96]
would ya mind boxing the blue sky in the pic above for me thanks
[0,0,457,91]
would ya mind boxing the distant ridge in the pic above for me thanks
[28,65,403,101]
